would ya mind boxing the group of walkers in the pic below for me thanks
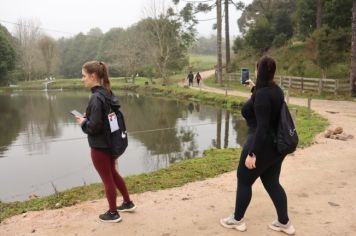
[187,71,202,86]
[73,56,295,235]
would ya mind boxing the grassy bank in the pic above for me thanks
[231,43,349,79]
[0,148,240,222]
[0,78,328,222]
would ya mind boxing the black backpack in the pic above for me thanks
[276,101,299,155]
[97,91,128,159]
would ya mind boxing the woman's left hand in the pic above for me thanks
[245,154,256,169]
[75,116,86,125]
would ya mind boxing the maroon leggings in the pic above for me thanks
[91,148,130,212]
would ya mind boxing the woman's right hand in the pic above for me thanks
[244,79,255,88]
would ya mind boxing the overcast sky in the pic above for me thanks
[0,0,253,39]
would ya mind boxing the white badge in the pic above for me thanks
[108,112,119,133]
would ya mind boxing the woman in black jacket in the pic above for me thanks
[74,61,135,223]
[220,56,295,235]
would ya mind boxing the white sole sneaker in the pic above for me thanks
[220,218,247,232]
[269,222,296,235]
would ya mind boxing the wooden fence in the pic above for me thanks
[227,73,350,95]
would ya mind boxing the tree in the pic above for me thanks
[225,0,231,70]
[141,1,196,83]
[306,26,350,78]
[174,0,244,71]
[316,0,323,29]
[351,0,356,97]
[96,27,125,76]
[0,25,16,85]
[216,0,223,85]
[323,0,352,29]
[58,28,104,77]
[112,27,149,83]
[38,35,56,77]
[238,0,295,35]
[14,19,42,81]
[245,16,274,54]
[272,10,293,39]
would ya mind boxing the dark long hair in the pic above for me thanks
[82,61,111,93]
[255,56,276,90]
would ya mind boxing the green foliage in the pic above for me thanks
[0,25,16,85]
[296,0,316,38]
[232,37,245,54]
[231,40,350,79]
[323,0,352,29]
[57,32,104,77]
[272,10,293,38]
[272,33,288,48]
[238,0,296,35]
[245,16,274,53]
[305,26,351,77]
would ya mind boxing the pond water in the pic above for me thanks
[0,90,247,202]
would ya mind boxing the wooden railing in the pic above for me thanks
[226,73,350,95]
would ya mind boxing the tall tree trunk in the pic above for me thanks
[316,0,323,29]
[216,0,223,86]
[216,109,222,149]
[351,0,356,97]
[225,0,230,71]
[224,110,230,148]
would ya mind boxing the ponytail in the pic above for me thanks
[98,62,111,93]
[82,61,112,93]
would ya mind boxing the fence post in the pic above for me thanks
[285,89,290,104]
[301,77,304,91]
[318,78,322,95]
[334,79,339,95]
[307,97,312,110]
[288,77,292,90]
[279,76,283,86]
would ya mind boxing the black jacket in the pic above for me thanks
[242,84,284,157]
[81,86,114,150]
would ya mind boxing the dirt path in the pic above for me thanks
[1,72,356,236]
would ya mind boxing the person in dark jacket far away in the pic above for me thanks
[220,56,296,235]
[187,71,194,86]
[195,72,202,86]
[74,61,136,223]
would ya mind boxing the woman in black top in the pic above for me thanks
[74,61,136,223]
[220,57,295,235]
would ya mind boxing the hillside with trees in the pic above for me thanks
[231,0,352,81]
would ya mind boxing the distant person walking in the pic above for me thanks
[187,71,194,86]
[74,61,136,223]
[195,72,202,86]
[220,56,296,235]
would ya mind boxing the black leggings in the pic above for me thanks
[234,133,289,224]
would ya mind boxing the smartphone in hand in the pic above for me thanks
[70,110,83,117]
[241,68,250,85]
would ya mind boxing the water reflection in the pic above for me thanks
[0,96,21,156]
[0,91,247,201]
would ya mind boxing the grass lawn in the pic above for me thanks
[189,54,216,72]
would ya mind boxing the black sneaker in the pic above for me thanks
[117,201,136,212]
[99,210,122,223]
